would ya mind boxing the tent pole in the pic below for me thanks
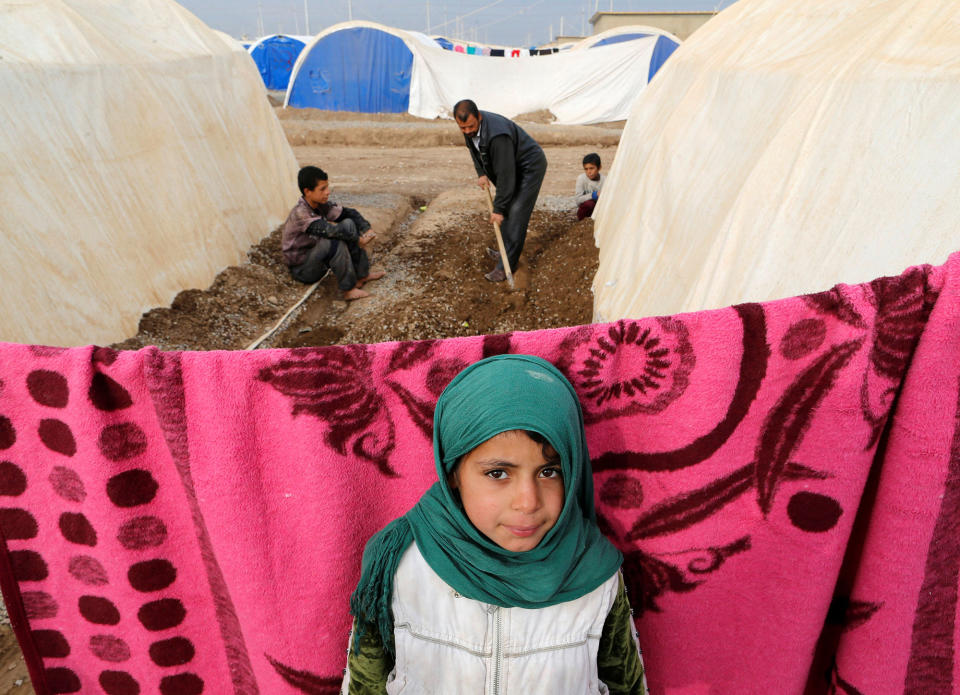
[304,0,309,35]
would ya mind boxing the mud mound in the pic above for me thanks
[515,109,557,124]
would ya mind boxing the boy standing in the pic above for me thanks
[574,153,605,221]
[282,166,384,300]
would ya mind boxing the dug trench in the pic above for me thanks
[112,187,598,352]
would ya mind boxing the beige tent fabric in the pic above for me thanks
[592,0,960,322]
[0,0,299,346]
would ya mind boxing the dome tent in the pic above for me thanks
[592,0,960,321]
[248,33,312,90]
[286,22,420,113]
[285,20,680,125]
[0,0,299,346]
[573,25,680,82]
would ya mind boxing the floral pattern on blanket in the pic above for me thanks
[0,257,955,695]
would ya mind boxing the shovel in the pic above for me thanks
[484,186,515,288]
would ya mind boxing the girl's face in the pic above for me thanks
[450,431,564,552]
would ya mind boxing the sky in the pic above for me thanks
[178,0,738,47]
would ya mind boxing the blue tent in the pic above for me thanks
[249,35,308,90]
[287,26,412,112]
[590,32,679,82]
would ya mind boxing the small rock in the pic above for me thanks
[266,295,279,304]
[332,301,348,310]
[298,327,312,334]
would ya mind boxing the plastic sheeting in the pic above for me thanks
[286,21,679,124]
[592,0,960,321]
[287,27,412,112]
[0,0,300,346]
[248,34,310,90]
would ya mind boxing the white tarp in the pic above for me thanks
[0,0,299,346]
[286,21,676,125]
[409,33,660,124]
[592,0,960,321]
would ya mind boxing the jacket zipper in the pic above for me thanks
[489,605,502,695]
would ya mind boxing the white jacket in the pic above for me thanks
[346,543,626,695]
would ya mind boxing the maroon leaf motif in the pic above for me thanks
[856,267,936,448]
[599,474,645,509]
[621,548,700,615]
[829,659,866,695]
[627,464,754,541]
[266,653,341,694]
[803,287,867,328]
[782,462,831,481]
[755,339,863,515]
[627,460,829,541]
[868,267,933,380]
[425,358,469,398]
[258,346,397,477]
[686,536,751,574]
[387,381,435,439]
[481,332,513,358]
[779,318,827,360]
[843,599,883,632]
[388,340,437,372]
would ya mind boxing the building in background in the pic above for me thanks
[538,35,586,50]
[589,11,715,40]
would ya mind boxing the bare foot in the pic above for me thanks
[343,288,371,301]
[358,268,386,286]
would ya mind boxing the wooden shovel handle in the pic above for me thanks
[484,187,515,288]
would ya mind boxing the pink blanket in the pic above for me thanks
[1,253,958,695]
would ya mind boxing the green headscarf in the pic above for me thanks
[350,354,622,654]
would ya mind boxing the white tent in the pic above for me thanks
[592,0,960,321]
[286,21,679,124]
[0,0,299,346]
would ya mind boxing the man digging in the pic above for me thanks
[454,99,547,283]
[282,165,385,300]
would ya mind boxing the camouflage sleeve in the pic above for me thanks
[597,572,649,695]
[342,618,394,695]
[334,206,371,234]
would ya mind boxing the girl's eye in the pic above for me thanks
[485,469,507,480]
[540,467,562,479]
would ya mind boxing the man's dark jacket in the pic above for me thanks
[463,111,545,215]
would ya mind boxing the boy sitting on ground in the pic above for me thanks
[281,166,385,300]
[574,153,605,221]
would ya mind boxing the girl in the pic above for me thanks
[343,354,648,694]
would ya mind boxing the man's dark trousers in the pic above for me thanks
[498,151,546,273]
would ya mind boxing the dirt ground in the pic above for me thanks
[1,107,619,692]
